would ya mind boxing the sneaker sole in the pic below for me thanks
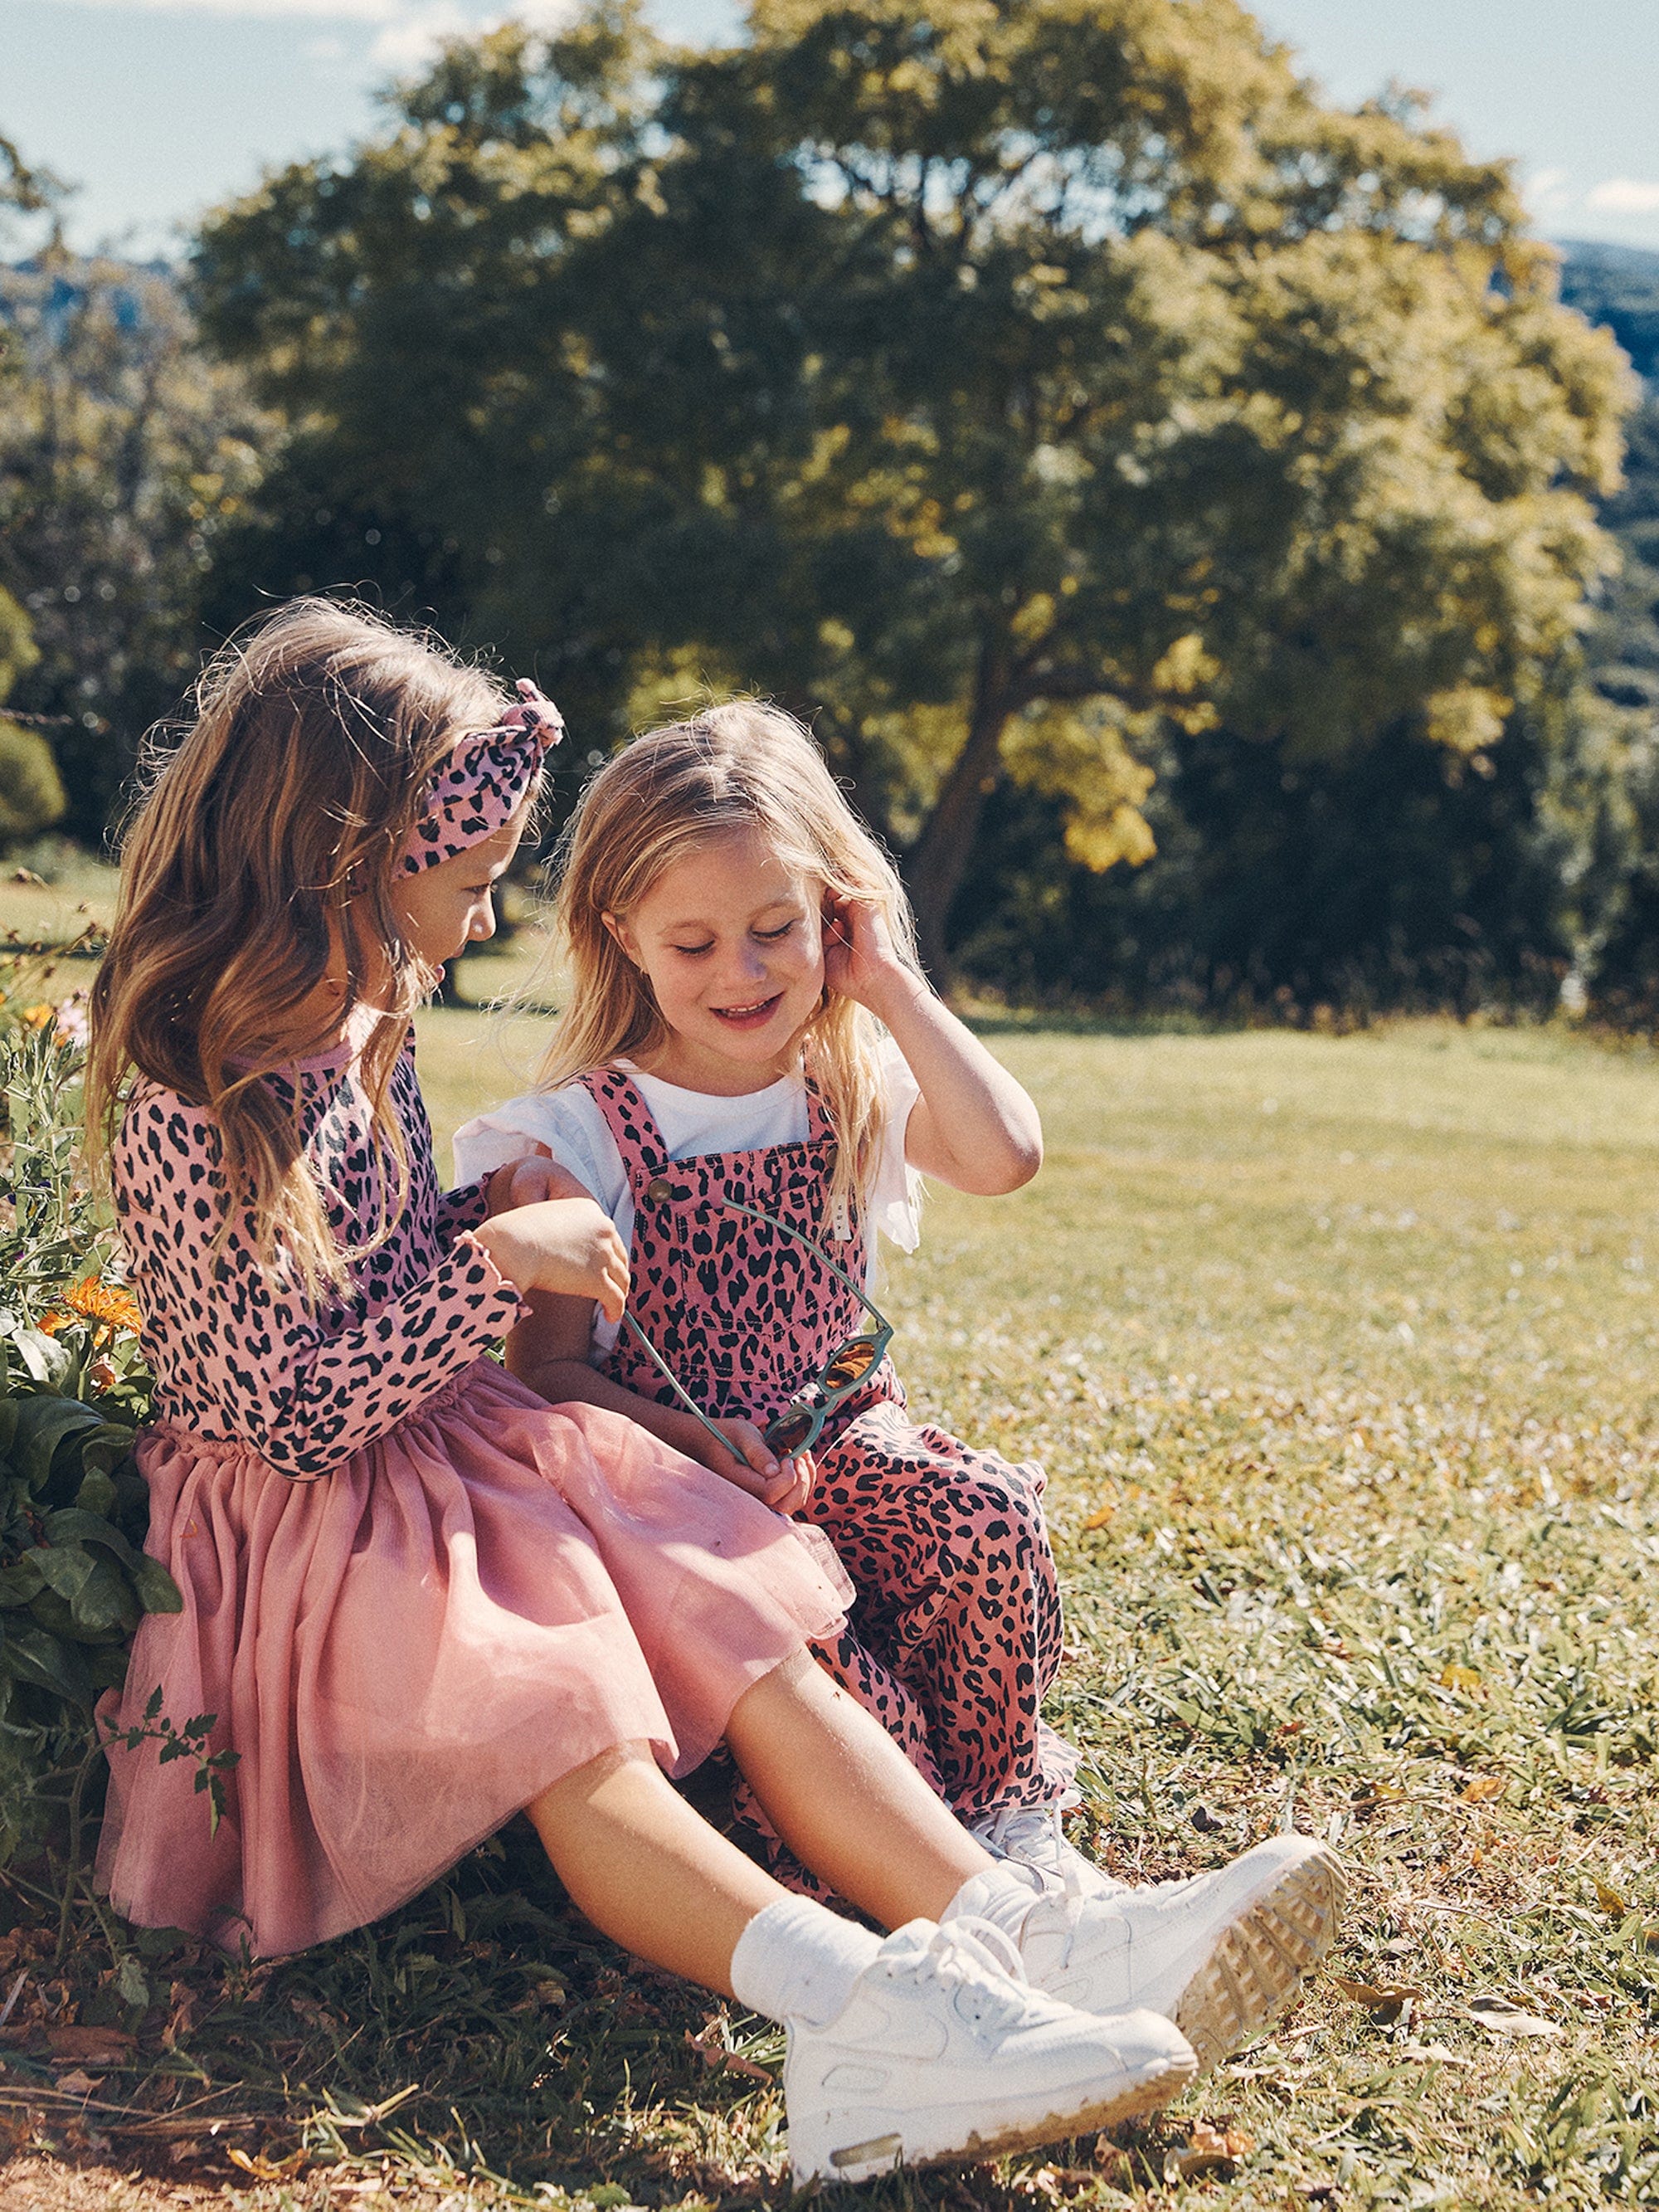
[1171,1845,1345,2072]
[795,2050,1197,2187]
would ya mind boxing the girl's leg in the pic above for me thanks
[525,1650,994,1990]
[724,1649,990,1927]
[807,1413,1070,1817]
[525,1741,783,1995]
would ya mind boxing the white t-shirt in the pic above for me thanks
[452,1045,923,1352]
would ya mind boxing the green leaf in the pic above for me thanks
[74,1467,118,1518]
[0,1553,47,1605]
[131,1556,183,1615]
[45,1506,144,1572]
[2,1620,94,1705]
[12,1396,101,1488]
[33,1542,96,1606]
[68,1556,134,1635]
[115,1954,150,2010]
[12,1329,71,1390]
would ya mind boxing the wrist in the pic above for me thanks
[862,963,933,1028]
[469,1215,529,1293]
[663,1406,719,1462]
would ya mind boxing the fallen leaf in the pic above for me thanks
[1352,1784,1408,1810]
[227,2146,309,2182]
[1467,1995,1561,2039]
[1093,2141,1135,2188]
[1162,2121,1255,2181]
[1192,2122,1254,2159]
[1460,1776,1505,1803]
[1593,1879,1631,1917]
[51,2069,101,2097]
[1440,1665,1482,1694]
[1329,1975,1424,2021]
[1082,1503,1117,1531]
[1020,2166,1098,2200]
[686,2021,773,2084]
[45,2025,134,2065]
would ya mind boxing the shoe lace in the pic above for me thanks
[980,1804,1088,1901]
[893,1917,1039,2037]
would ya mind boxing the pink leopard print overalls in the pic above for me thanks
[581,1068,1078,1880]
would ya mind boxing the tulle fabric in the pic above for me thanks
[96,1361,852,1958]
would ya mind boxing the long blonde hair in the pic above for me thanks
[539,702,919,1237]
[88,598,511,1295]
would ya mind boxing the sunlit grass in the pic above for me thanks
[6,1019,1658,2205]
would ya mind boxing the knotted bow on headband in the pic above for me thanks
[399,679,564,875]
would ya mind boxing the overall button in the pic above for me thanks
[645,1176,674,1204]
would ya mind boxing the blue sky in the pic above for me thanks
[7,0,1659,259]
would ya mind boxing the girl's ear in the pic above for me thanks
[601,909,640,967]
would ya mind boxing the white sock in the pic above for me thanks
[944,1861,1048,1946]
[729,1897,883,2028]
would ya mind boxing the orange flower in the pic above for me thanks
[19,1003,54,1030]
[61,1275,144,1336]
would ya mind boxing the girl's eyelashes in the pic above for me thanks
[664,920,797,957]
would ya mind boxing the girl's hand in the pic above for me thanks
[475,1196,630,1320]
[487,1143,590,1215]
[822,894,923,1021]
[678,1412,815,1515]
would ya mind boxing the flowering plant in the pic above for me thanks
[2,939,177,1868]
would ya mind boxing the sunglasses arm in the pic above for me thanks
[718,1192,894,1338]
[618,1312,736,1459]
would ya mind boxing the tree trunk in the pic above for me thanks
[905,650,1013,988]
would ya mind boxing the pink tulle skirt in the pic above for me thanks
[95,1362,852,1957]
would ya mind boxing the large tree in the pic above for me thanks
[196,0,1631,980]
[0,170,270,840]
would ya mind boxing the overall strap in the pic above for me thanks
[575,1067,674,1207]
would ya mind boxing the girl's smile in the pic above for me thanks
[606,828,825,1093]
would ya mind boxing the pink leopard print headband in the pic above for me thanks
[399,679,563,875]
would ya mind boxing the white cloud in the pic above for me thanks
[1523,166,1573,218]
[41,0,407,17]
[37,0,578,59]
[1586,178,1659,215]
[366,0,574,66]
[367,0,469,66]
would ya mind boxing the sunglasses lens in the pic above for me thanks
[822,1339,879,1391]
[768,1409,817,1455]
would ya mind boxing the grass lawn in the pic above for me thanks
[7,1017,1659,2207]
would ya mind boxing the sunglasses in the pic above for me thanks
[618,1191,894,1463]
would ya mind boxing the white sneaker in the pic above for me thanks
[971,1803,1125,1895]
[1011,1834,1345,2073]
[783,1917,1197,2186]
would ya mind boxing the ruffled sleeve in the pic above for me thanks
[433,1177,492,1242]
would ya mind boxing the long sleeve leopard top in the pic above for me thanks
[113,1028,526,1478]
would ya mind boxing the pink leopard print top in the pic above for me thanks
[113,1030,526,1479]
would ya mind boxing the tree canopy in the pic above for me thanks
[192,0,1632,986]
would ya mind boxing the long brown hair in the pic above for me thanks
[88,598,510,1294]
[537,703,919,1237]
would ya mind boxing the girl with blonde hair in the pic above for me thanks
[457,703,1342,2044]
[90,598,1337,2187]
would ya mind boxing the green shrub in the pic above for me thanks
[0,714,66,844]
[0,996,175,1870]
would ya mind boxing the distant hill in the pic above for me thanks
[1559,240,1659,383]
